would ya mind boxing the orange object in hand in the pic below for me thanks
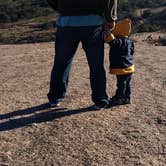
[111,18,132,37]
[104,18,132,43]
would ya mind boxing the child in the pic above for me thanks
[105,19,135,106]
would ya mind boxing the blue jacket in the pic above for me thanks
[109,38,135,75]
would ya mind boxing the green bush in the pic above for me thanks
[0,0,52,23]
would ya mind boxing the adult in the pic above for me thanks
[47,0,117,109]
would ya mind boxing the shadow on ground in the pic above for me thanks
[0,103,95,132]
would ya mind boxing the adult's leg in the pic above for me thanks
[81,26,108,104]
[48,27,79,102]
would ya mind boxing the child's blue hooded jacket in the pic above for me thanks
[109,38,135,75]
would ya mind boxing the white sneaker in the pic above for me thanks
[49,101,60,107]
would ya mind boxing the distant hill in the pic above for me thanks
[0,0,165,31]
[0,0,52,23]
[0,0,165,44]
[118,0,166,32]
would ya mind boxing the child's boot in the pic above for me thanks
[123,98,132,104]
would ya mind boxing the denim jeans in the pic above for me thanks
[115,74,132,99]
[48,25,108,104]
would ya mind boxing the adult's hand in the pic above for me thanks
[105,21,116,31]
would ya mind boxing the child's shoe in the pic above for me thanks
[123,98,132,104]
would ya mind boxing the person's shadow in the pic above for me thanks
[0,103,95,132]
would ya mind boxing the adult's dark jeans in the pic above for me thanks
[47,25,108,104]
[115,74,132,99]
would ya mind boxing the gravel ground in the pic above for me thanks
[0,34,165,166]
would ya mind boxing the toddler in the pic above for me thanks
[105,19,135,106]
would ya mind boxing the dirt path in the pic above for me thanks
[0,38,165,165]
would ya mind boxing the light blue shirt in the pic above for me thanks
[56,15,104,27]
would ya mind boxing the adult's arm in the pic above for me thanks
[104,0,117,22]
[47,0,58,10]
